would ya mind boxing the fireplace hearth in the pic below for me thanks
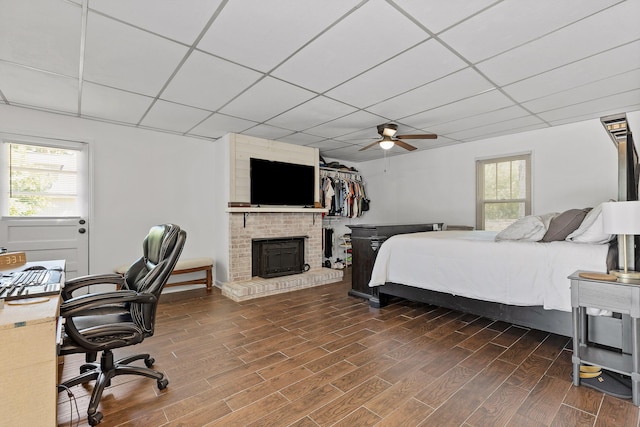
[252,236,306,278]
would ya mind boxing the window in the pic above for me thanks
[5,142,81,217]
[476,154,531,231]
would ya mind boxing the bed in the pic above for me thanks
[369,230,609,312]
[368,222,619,338]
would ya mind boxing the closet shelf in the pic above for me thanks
[320,166,360,174]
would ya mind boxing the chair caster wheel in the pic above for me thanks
[88,411,103,425]
[158,378,169,390]
[145,357,155,367]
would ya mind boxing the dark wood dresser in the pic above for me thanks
[346,223,444,300]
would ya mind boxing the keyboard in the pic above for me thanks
[0,269,62,301]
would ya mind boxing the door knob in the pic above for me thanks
[79,228,86,234]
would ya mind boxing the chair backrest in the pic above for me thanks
[125,224,186,334]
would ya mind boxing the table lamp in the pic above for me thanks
[602,201,640,282]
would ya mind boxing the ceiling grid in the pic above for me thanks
[0,0,637,161]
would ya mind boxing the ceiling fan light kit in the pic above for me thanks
[379,137,395,150]
[359,123,437,152]
[380,124,398,137]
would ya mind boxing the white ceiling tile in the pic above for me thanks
[537,89,640,123]
[272,0,428,92]
[0,62,77,113]
[429,105,530,135]
[140,100,211,133]
[241,124,294,141]
[188,113,256,139]
[278,133,326,146]
[326,39,467,107]
[0,0,81,77]
[84,12,188,96]
[523,68,640,113]
[440,0,620,63]
[88,0,222,45]
[305,111,386,139]
[418,137,461,151]
[549,106,640,127]
[457,122,550,142]
[321,144,386,162]
[306,139,354,150]
[402,89,515,130]
[81,82,153,124]
[333,127,381,143]
[197,0,360,72]
[367,67,494,119]
[503,40,640,102]
[477,1,640,85]
[445,116,546,140]
[393,0,497,34]
[162,51,262,111]
[266,96,357,131]
[219,77,316,122]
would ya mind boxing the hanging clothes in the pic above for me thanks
[320,169,367,218]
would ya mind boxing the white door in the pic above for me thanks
[0,134,90,279]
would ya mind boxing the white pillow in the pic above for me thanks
[565,203,614,244]
[495,213,557,242]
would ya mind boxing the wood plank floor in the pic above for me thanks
[57,269,640,426]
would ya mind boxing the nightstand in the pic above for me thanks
[569,271,640,405]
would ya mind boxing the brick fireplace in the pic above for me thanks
[222,210,342,301]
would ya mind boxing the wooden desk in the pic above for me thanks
[0,260,65,426]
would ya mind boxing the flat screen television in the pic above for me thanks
[250,158,315,206]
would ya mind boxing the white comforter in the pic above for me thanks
[368,230,610,312]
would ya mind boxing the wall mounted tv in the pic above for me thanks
[250,158,315,206]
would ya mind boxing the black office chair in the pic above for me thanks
[58,224,186,426]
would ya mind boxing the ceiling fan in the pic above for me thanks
[359,123,437,151]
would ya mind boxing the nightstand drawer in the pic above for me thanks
[572,281,635,314]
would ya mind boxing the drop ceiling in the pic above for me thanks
[1,0,639,162]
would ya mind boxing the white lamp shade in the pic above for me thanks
[602,201,640,235]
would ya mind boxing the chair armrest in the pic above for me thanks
[61,290,156,317]
[62,273,125,300]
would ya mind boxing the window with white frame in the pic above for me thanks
[476,154,531,231]
[5,142,81,217]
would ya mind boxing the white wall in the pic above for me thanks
[212,134,230,284]
[0,104,216,274]
[353,112,640,228]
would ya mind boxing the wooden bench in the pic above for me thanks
[115,257,214,291]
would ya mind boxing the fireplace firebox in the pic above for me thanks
[252,236,306,278]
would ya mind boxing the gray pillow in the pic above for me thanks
[541,208,590,242]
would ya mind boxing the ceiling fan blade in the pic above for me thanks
[359,140,382,151]
[394,139,417,151]
[395,133,437,140]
